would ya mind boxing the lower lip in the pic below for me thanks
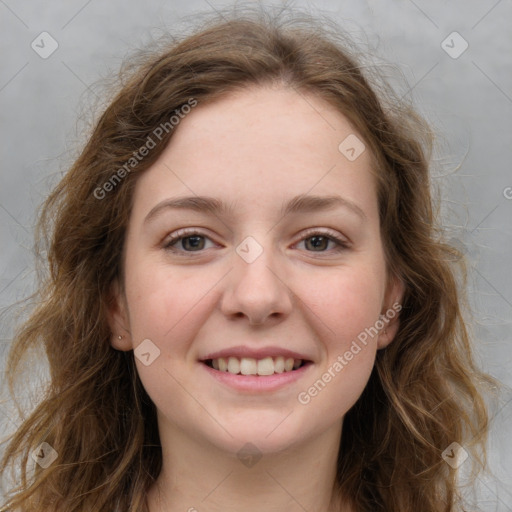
[200,362,313,392]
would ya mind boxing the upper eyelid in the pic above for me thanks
[163,227,350,249]
[300,227,350,243]
[163,227,217,244]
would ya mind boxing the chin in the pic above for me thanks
[206,410,312,456]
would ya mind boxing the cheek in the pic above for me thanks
[294,265,384,416]
[124,255,209,343]
[306,263,385,344]
[124,262,210,415]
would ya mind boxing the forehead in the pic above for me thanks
[131,84,379,223]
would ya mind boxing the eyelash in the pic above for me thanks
[162,228,350,256]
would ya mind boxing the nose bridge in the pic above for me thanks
[221,233,293,324]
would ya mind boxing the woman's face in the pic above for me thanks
[110,84,402,455]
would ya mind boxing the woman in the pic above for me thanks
[0,5,496,511]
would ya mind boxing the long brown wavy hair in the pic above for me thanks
[0,4,497,511]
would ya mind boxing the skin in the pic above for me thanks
[108,84,403,512]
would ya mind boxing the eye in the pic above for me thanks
[294,229,350,254]
[163,229,216,253]
[163,227,350,256]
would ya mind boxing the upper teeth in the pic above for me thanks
[210,356,302,375]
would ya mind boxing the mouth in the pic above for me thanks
[201,356,312,376]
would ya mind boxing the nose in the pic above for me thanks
[219,239,293,326]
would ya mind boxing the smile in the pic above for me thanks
[204,356,309,376]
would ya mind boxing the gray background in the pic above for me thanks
[1,0,511,509]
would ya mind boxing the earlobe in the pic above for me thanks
[106,280,133,351]
[377,274,405,350]
[111,333,133,351]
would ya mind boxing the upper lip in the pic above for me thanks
[200,345,313,362]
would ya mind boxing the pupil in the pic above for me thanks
[181,235,328,251]
[184,236,204,250]
[307,236,327,251]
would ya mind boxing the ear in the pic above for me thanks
[377,274,405,350]
[106,279,133,351]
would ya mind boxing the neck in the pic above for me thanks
[147,419,348,512]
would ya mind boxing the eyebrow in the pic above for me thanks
[144,193,367,224]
